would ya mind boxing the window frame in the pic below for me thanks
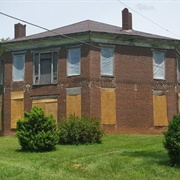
[12,52,25,82]
[153,50,166,80]
[177,55,180,83]
[100,46,114,77]
[33,50,58,85]
[67,46,81,77]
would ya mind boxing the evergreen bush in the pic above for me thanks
[16,106,59,152]
[58,114,103,145]
[164,114,180,166]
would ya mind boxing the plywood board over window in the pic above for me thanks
[32,98,58,121]
[153,90,168,126]
[178,93,180,113]
[101,88,116,124]
[66,87,81,116]
[11,91,24,129]
[0,95,2,130]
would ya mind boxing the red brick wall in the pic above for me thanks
[1,42,178,135]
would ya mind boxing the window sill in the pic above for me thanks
[67,75,81,78]
[32,83,58,87]
[153,78,166,81]
[101,75,114,78]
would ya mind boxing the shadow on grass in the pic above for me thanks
[122,150,171,167]
[15,148,57,153]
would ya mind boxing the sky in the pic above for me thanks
[1,0,180,40]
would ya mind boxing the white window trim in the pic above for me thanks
[100,46,114,77]
[67,47,81,77]
[153,50,166,80]
[33,50,58,85]
[12,52,25,82]
[177,56,180,83]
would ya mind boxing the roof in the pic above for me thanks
[10,20,177,42]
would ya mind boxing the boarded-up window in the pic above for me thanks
[11,91,24,129]
[0,59,3,85]
[0,95,2,130]
[153,91,168,126]
[178,93,180,113]
[13,53,25,81]
[33,51,58,85]
[101,47,114,76]
[66,87,81,116]
[32,98,58,121]
[153,51,165,80]
[101,88,116,124]
[67,47,81,76]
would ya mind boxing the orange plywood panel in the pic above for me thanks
[66,95,81,117]
[11,99,24,129]
[11,91,24,99]
[101,88,116,124]
[46,102,58,121]
[0,95,2,130]
[153,95,168,126]
[32,99,58,121]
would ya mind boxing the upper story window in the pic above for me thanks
[177,56,180,82]
[13,53,25,82]
[101,46,114,76]
[153,50,165,80]
[67,47,81,76]
[33,51,58,85]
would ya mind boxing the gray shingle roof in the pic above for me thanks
[11,20,177,42]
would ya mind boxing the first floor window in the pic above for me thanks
[13,53,25,81]
[34,51,58,85]
[101,46,114,76]
[153,50,165,80]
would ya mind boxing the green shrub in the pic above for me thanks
[16,106,59,152]
[58,114,104,145]
[164,114,180,166]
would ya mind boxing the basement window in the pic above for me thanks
[67,47,81,76]
[33,51,58,85]
[153,50,165,80]
[13,53,25,82]
[101,46,114,76]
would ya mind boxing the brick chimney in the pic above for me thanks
[14,23,26,39]
[122,8,132,30]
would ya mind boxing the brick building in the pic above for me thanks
[1,8,180,135]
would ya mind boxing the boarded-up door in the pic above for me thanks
[32,98,58,121]
[101,88,116,124]
[11,91,24,129]
[66,87,81,116]
[153,91,168,126]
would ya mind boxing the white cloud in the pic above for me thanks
[136,4,155,11]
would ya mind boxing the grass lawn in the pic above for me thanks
[0,134,179,180]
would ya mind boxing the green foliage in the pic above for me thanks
[164,114,180,166]
[58,114,104,145]
[16,106,59,152]
[0,37,12,42]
